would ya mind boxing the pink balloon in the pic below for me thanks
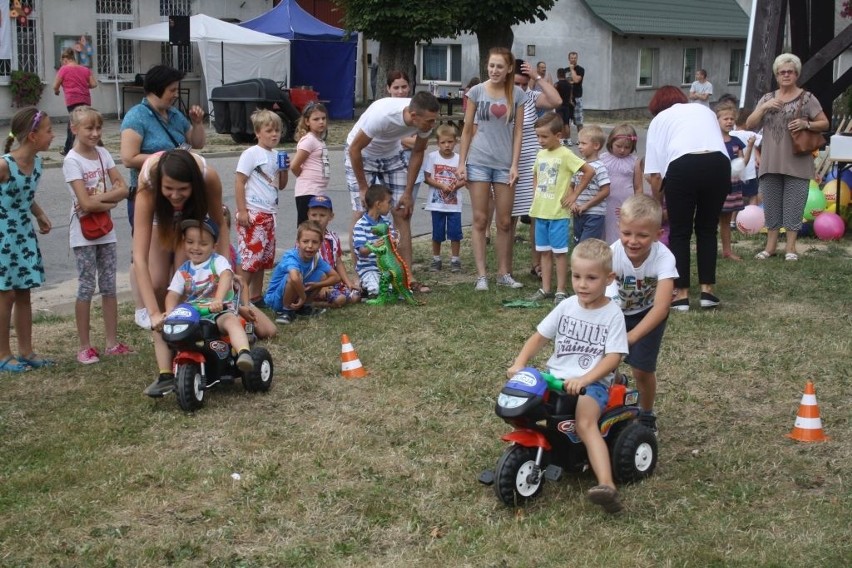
[813,212,846,241]
[736,204,765,235]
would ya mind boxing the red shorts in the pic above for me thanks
[237,211,276,272]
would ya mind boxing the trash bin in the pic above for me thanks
[210,78,299,143]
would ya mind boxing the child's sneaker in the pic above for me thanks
[105,342,134,356]
[430,258,442,271]
[553,291,568,304]
[275,311,294,324]
[496,273,524,289]
[77,347,100,365]
[236,350,254,372]
[450,259,462,273]
[134,308,151,329]
[587,484,624,514]
[528,288,553,302]
[474,276,489,291]
[143,372,175,397]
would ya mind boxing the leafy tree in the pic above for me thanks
[335,0,459,96]
[457,0,555,78]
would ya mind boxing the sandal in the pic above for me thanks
[17,353,55,368]
[587,484,624,514]
[409,281,431,294]
[785,252,799,261]
[754,250,776,260]
[529,265,542,279]
[0,355,31,373]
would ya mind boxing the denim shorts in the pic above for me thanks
[466,163,510,185]
[534,218,570,253]
[582,381,609,412]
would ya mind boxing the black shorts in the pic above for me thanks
[557,106,572,124]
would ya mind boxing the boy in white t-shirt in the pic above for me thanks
[234,109,289,308]
[422,125,464,273]
[509,239,629,514]
[165,216,254,373]
[607,195,678,434]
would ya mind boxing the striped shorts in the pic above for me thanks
[758,174,808,231]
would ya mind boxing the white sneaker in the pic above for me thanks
[134,308,151,330]
[496,273,524,289]
[474,276,489,291]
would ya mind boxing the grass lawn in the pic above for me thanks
[1,228,850,567]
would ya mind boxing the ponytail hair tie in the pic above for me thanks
[7,132,14,140]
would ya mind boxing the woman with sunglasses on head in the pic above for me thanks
[746,53,829,262]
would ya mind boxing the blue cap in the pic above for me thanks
[180,215,220,242]
[307,195,333,211]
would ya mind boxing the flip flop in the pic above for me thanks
[410,281,431,294]
[0,355,32,373]
[587,484,624,514]
[17,353,55,368]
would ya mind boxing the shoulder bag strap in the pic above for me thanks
[145,105,182,148]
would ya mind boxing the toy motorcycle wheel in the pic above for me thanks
[611,422,657,483]
[242,346,273,392]
[494,445,544,506]
[175,363,205,411]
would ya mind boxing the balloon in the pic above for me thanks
[841,168,852,189]
[798,221,813,237]
[823,203,836,214]
[813,212,846,240]
[736,204,765,235]
[808,179,820,193]
[804,187,827,221]
[823,170,836,183]
[822,180,850,207]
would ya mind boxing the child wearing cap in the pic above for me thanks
[306,195,361,307]
[164,216,254,372]
[234,109,289,308]
[264,220,341,324]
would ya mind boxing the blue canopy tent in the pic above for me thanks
[240,0,357,119]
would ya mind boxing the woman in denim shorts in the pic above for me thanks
[458,47,528,291]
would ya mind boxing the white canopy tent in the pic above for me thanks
[115,14,290,112]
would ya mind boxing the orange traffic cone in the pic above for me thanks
[787,381,829,442]
[340,334,367,379]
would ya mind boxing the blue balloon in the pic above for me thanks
[823,170,836,183]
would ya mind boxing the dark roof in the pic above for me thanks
[580,0,749,39]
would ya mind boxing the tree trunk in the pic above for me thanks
[377,41,417,98]
[474,25,515,80]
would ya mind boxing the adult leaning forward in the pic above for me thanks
[133,150,227,397]
[644,86,729,311]
[345,91,439,292]
[746,53,829,261]
[120,65,206,329]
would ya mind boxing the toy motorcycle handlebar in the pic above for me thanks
[191,301,235,316]
[540,370,586,395]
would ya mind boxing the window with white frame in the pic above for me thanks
[96,0,136,79]
[682,48,701,85]
[420,44,462,84]
[638,48,657,88]
[159,0,194,73]
[729,49,745,84]
[0,1,40,81]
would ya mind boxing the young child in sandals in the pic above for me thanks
[508,239,629,514]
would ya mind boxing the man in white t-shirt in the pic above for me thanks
[689,70,713,106]
[345,91,439,288]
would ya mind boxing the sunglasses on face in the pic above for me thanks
[777,70,796,76]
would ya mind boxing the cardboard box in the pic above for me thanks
[830,133,852,161]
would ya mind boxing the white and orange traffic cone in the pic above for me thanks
[787,381,829,442]
[340,334,367,379]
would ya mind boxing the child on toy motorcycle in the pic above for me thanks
[163,216,254,374]
[508,239,628,514]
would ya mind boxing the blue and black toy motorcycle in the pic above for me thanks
[162,301,273,411]
[479,368,657,506]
